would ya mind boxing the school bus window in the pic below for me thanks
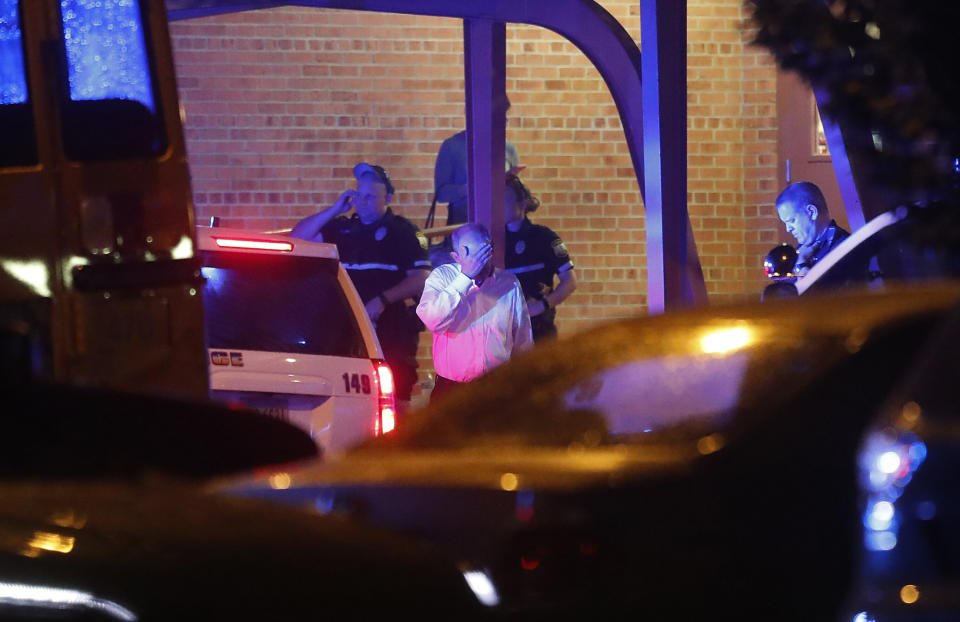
[59,0,166,160]
[0,0,27,105]
[0,0,38,167]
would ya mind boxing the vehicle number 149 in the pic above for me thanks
[343,373,372,395]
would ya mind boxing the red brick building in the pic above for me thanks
[169,1,784,396]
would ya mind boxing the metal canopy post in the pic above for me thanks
[813,88,867,230]
[640,0,704,312]
[464,19,507,267]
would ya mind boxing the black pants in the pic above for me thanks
[531,310,557,342]
[431,375,464,403]
[387,361,417,402]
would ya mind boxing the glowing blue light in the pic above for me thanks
[314,493,334,514]
[297,339,307,346]
[867,501,894,531]
[200,266,225,293]
[908,441,927,464]
[877,451,901,475]
[872,501,894,522]
[516,490,535,507]
[852,612,875,622]
[868,469,887,487]
[0,0,28,104]
[61,0,154,111]
[865,530,897,552]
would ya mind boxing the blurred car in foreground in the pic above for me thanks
[842,300,960,622]
[219,284,960,620]
[0,382,487,621]
[0,481,486,621]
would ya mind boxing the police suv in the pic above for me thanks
[196,227,397,455]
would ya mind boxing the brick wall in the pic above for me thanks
[170,1,781,393]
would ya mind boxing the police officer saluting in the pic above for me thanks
[291,163,431,410]
[504,174,577,341]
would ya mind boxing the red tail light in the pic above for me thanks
[375,362,397,434]
[213,237,294,252]
[374,361,397,435]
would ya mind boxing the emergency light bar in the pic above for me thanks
[213,237,294,252]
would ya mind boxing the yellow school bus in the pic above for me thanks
[0,0,206,397]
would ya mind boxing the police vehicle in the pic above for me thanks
[196,227,397,455]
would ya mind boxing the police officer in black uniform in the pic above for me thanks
[291,163,431,407]
[504,174,577,342]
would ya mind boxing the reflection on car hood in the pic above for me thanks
[0,481,483,619]
[221,284,960,493]
[218,445,694,493]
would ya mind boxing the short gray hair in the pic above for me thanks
[451,222,490,252]
[776,181,829,214]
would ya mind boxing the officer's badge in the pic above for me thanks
[375,226,387,241]
[515,240,526,255]
[551,238,570,259]
[416,231,429,251]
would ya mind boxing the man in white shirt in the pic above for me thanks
[417,223,533,402]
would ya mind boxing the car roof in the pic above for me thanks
[196,226,339,260]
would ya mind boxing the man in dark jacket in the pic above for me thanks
[776,181,850,275]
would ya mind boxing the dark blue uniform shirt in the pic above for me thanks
[322,208,430,398]
[505,218,574,341]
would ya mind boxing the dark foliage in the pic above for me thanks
[747,0,960,204]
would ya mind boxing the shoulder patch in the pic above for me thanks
[551,238,570,259]
[416,231,429,251]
